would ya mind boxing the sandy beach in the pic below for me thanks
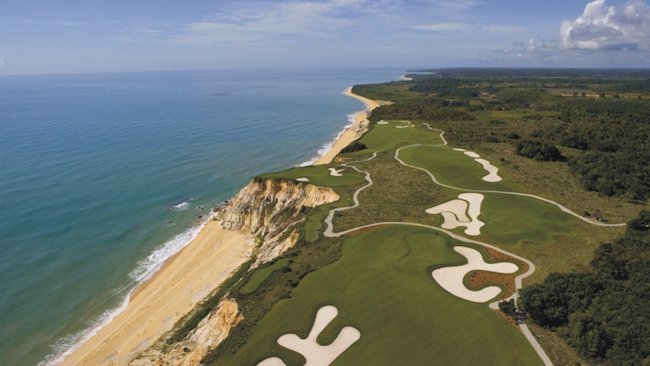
[314,87,386,165]
[61,222,254,366]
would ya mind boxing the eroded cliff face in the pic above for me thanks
[131,298,242,366]
[131,178,339,365]
[215,178,339,266]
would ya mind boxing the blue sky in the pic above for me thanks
[1,0,648,74]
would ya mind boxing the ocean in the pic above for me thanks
[0,69,399,365]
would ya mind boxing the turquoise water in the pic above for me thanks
[0,69,398,365]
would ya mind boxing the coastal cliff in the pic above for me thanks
[215,178,340,266]
[131,178,339,365]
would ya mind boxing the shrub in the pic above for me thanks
[514,139,565,161]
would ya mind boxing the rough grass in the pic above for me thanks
[214,226,543,366]
[240,259,289,295]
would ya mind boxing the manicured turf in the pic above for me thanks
[398,144,521,191]
[260,164,365,187]
[355,120,443,153]
[240,259,290,295]
[218,226,543,366]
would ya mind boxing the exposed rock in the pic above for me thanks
[131,178,339,364]
[214,178,339,266]
[131,298,242,366]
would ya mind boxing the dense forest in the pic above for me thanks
[521,211,650,365]
[354,69,650,200]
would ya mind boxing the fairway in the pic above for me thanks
[355,120,444,153]
[218,226,542,365]
[399,144,520,191]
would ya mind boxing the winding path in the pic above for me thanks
[395,144,626,228]
[318,123,626,365]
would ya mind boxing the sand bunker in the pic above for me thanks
[258,305,360,366]
[452,149,503,182]
[377,120,389,125]
[296,177,310,182]
[329,168,344,177]
[432,246,518,303]
[474,159,501,182]
[426,193,485,236]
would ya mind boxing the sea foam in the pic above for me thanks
[299,112,358,167]
[41,216,211,366]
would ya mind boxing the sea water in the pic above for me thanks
[0,69,399,365]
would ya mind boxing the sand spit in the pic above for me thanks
[432,246,518,303]
[61,223,255,366]
[314,87,386,165]
[258,305,360,366]
[426,193,485,236]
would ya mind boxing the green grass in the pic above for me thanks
[216,226,543,365]
[240,259,290,295]
[260,165,365,187]
[352,120,443,154]
[399,144,521,191]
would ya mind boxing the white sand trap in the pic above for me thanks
[453,148,503,183]
[426,193,485,236]
[329,168,344,177]
[452,148,466,152]
[377,120,389,125]
[258,305,360,366]
[296,177,310,182]
[474,158,502,182]
[395,125,409,129]
[432,246,518,303]
[258,358,286,366]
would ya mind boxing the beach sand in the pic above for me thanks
[314,87,386,165]
[61,222,254,366]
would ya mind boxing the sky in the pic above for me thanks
[0,0,649,74]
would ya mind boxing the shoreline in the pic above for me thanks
[313,86,386,165]
[55,85,383,365]
[58,221,254,365]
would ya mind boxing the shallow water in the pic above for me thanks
[0,68,398,365]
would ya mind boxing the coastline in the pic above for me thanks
[59,223,254,365]
[56,85,381,365]
[313,87,386,165]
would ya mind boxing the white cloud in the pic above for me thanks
[172,0,370,44]
[415,22,467,31]
[482,24,527,33]
[560,0,650,51]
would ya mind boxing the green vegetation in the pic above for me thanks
[240,259,289,295]
[514,140,565,162]
[521,211,650,365]
[340,141,367,153]
[167,70,649,366]
[354,69,650,200]
[260,164,365,187]
[212,226,542,365]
